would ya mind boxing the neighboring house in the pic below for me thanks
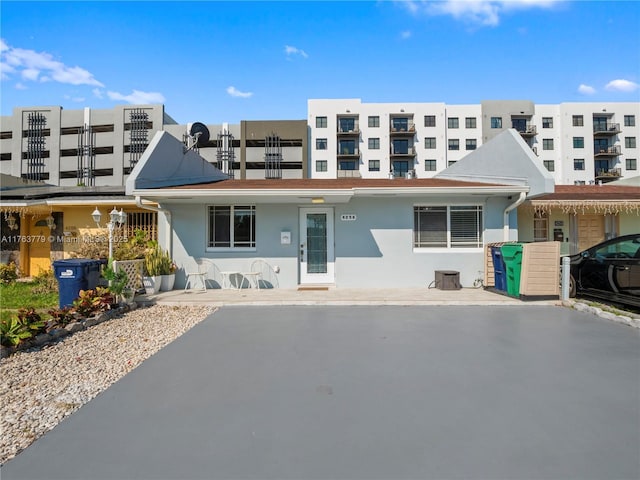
[126,130,546,289]
[518,182,640,255]
[308,99,639,184]
[0,175,157,276]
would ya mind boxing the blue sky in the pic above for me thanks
[1,1,639,124]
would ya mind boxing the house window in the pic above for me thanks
[424,115,436,127]
[573,158,585,170]
[392,117,409,132]
[339,117,356,133]
[424,159,437,171]
[542,117,553,128]
[413,205,483,249]
[533,212,548,242]
[465,117,476,129]
[316,138,327,150]
[624,115,636,127]
[338,139,357,155]
[543,138,554,150]
[392,139,409,154]
[448,139,459,150]
[543,160,555,172]
[448,160,457,167]
[424,137,436,149]
[573,137,584,148]
[625,137,636,148]
[572,115,583,127]
[316,160,327,172]
[490,117,502,129]
[448,117,459,129]
[368,160,380,171]
[465,139,477,150]
[368,138,380,149]
[316,116,327,128]
[339,160,358,171]
[626,158,637,170]
[368,116,380,128]
[207,205,255,249]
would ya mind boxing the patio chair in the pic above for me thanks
[184,258,218,291]
[250,259,279,289]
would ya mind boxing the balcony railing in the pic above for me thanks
[593,123,621,135]
[594,145,621,156]
[337,169,361,178]
[595,168,622,180]
[390,146,416,157]
[517,125,537,137]
[337,125,360,134]
[337,149,360,158]
[390,124,416,135]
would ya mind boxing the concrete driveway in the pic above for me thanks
[3,305,639,480]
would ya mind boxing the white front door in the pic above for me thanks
[299,208,334,284]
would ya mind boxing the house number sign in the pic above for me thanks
[341,214,357,221]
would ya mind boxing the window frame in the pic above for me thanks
[465,139,477,150]
[413,204,484,251]
[625,137,636,148]
[490,117,502,129]
[542,117,553,128]
[424,137,436,149]
[207,205,256,251]
[315,160,327,172]
[316,116,327,128]
[573,158,585,171]
[424,159,437,171]
[315,138,327,150]
[624,115,636,127]
[368,159,380,172]
[543,160,555,172]
[368,116,380,128]
[626,158,637,170]
[543,138,554,150]
[465,117,477,129]
[448,117,459,129]
[424,115,436,127]
[448,139,460,151]
[368,137,380,150]
[573,137,584,149]
[572,115,584,127]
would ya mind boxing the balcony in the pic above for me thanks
[337,148,360,159]
[390,124,416,136]
[337,168,361,178]
[516,124,537,137]
[390,146,416,157]
[337,126,360,135]
[593,123,621,136]
[594,145,621,157]
[595,168,622,182]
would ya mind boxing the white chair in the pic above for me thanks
[250,259,279,289]
[184,258,213,291]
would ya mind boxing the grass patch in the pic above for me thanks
[0,282,59,320]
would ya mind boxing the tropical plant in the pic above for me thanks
[144,245,163,276]
[0,262,19,284]
[102,261,129,296]
[0,316,31,347]
[113,229,153,261]
[156,248,174,275]
[47,306,77,326]
[72,287,113,317]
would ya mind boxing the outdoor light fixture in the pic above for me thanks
[6,213,18,231]
[91,206,126,260]
[45,214,56,230]
[311,197,325,204]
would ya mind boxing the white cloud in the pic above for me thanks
[106,89,166,104]
[0,39,103,86]
[92,88,104,99]
[605,79,639,93]
[578,84,596,95]
[226,86,253,98]
[284,45,308,59]
[15,82,27,90]
[64,94,86,103]
[400,0,561,27]
[401,30,412,39]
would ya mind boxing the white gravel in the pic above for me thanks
[0,304,215,464]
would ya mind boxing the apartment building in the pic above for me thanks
[0,105,308,186]
[308,99,639,184]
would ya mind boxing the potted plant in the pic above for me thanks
[158,249,177,291]
[143,246,163,294]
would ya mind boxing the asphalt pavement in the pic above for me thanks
[3,305,639,480]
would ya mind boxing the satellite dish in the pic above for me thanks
[189,122,210,147]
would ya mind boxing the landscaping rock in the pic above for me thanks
[33,334,52,346]
[65,322,85,333]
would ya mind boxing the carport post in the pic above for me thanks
[561,256,570,301]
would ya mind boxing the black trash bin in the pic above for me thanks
[53,259,103,308]
[490,246,507,292]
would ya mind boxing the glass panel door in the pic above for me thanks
[299,208,334,284]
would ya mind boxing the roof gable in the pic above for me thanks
[125,131,228,194]
[436,129,554,197]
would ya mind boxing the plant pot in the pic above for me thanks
[143,276,161,295]
[160,273,175,291]
[120,287,135,304]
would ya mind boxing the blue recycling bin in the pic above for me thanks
[53,259,103,308]
[491,246,507,292]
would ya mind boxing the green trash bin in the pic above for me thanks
[501,243,524,298]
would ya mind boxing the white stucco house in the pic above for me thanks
[126,129,554,289]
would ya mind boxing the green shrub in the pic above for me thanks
[0,316,31,347]
[47,306,77,327]
[72,287,114,317]
[32,268,58,294]
[0,262,19,284]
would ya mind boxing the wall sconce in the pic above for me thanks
[311,197,325,204]
[45,214,56,230]
[5,213,18,231]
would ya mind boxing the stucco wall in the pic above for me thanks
[162,194,515,289]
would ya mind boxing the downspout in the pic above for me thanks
[135,196,173,257]
[503,192,526,241]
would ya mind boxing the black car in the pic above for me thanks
[567,233,640,309]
